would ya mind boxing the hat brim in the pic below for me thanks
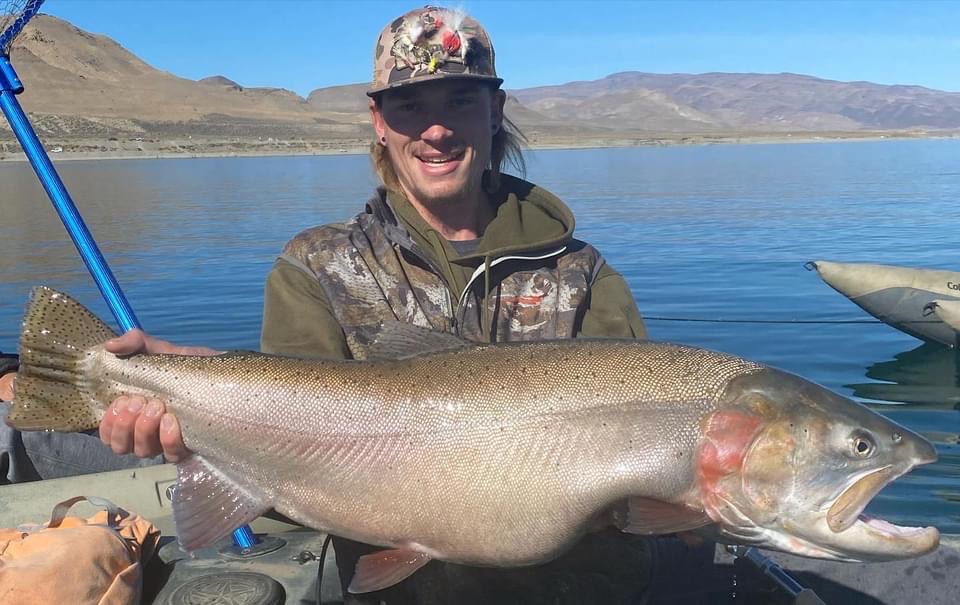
[367,73,504,97]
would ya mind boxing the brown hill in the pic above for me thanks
[11,15,319,122]
[2,14,368,152]
[199,76,243,91]
[1,14,958,157]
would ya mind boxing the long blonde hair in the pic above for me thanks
[370,88,526,193]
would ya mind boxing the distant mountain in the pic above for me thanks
[2,14,958,156]
[512,72,960,131]
[307,83,369,114]
[515,87,723,131]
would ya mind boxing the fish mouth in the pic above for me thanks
[825,465,939,557]
[827,466,896,533]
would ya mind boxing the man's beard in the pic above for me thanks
[405,170,482,208]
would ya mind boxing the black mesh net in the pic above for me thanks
[1,0,44,55]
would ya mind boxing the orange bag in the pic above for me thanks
[0,495,160,605]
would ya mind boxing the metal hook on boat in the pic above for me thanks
[922,302,939,317]
[727,545,826,605]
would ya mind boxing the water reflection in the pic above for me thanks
[847,343,960,409]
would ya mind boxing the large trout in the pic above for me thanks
[7,287,939,592]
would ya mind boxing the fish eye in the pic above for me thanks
[850,432,876,458]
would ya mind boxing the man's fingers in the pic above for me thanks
[104,329,149,356]
[101,395,173,459]
[159,413,189,463]
[133,398,166,458]
[103,328,174,356]
[0,372,15,401]
[99,396,124,444]
[103,329,217,357]
[108,395,145,454]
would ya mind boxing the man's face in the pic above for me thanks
[371,79,505,208]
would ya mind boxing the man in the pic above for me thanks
[7,6,669,603]
[106,7,658,603]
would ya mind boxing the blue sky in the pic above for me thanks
[36,1,960,96]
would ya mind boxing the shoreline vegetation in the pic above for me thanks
[1,130,957,163]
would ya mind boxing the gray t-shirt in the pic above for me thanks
[448,238,480,258]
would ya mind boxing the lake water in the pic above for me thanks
[1,140,958,534]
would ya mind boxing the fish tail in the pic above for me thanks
[7,286,117,432]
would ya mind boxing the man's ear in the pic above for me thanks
[370,97,387,140]
[491,89,506,133]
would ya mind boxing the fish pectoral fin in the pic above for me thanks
[172,455,269,552]
[614,497,713,535]
[348,547,433,594]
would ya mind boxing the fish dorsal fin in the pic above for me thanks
[366,321,472,361]
[172,455,268,552]
[349,547,433,593]
[613,497,713,535]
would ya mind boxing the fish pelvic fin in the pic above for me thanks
[613,497,713,535]
[349,547,433,593]
[8,287,117,432]
[173,455,269,552]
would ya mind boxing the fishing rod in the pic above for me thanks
[0,0,259,553]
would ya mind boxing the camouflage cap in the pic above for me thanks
[368,5,503,96]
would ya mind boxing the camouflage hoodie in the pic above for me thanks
[261,174,645,360]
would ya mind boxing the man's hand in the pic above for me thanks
[0,372,14,402]
[98,329,219,463]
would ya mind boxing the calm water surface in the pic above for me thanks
[1,140,958,533]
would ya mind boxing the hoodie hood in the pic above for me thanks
[471,173,575,259]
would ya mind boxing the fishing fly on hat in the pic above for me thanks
[368,5,503,96]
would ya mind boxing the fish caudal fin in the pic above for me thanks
[173,456,269,552]
[8,287,117,432]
